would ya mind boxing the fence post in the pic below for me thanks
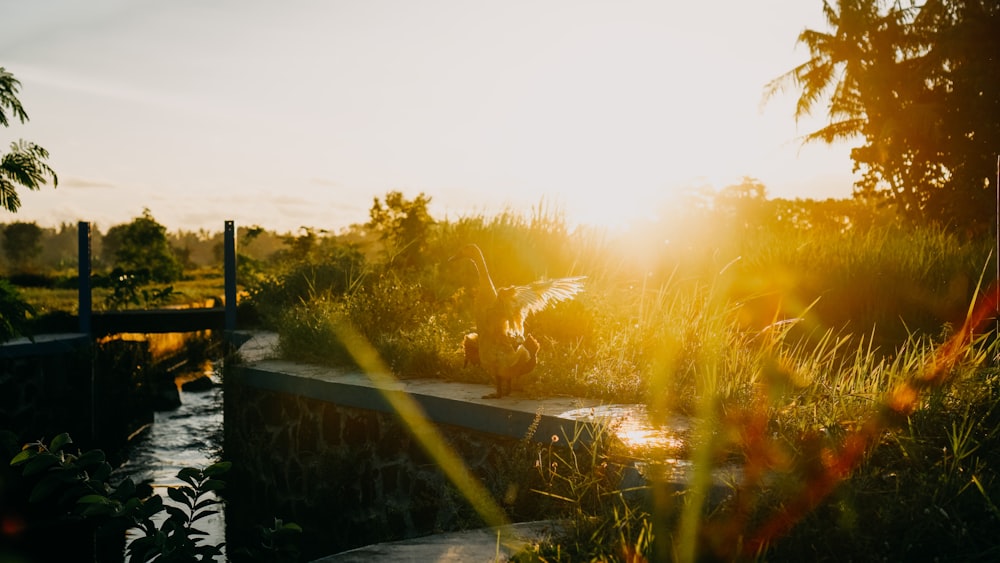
[224,220,237,332]
[78,221,92,335]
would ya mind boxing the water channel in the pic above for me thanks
[112,361,227,558]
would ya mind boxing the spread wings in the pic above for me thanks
[494,276,586,338]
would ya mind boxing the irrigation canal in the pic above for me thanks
[113,360,227,557]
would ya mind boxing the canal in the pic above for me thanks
[113,361,227,558]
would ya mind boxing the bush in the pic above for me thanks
[0,278,35,341]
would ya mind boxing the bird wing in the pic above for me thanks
[498,276,585,337]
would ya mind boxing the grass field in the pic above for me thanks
[239,201,999,560]
[11,198,1000,561]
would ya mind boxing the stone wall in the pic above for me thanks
[223,359,605,560]
[0,335,93,446]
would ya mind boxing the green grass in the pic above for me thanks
[247,202,998,561]
[18,267,231,316]
[17,198,1000,560]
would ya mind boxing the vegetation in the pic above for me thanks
[0,66,57,213]
[6,179,998,559]
[765,0,1000,232]
[102,209,185,283]
[222,186,995,561]
[5,432,301,562]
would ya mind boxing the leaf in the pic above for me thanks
[91,462,113,482]
[77,494,110,504]
[22,452,60,476]
[80,502,113,518]
[164,505,188,523]
[111,477,136,501]
[75,449,106,467]
[135,481,155,498]
[202,461,231,477]
[166,486,193,507]
[200,479,226,492]
[140,494,163,514]
[119,497,142,517]
[177,466,202,486]
[49,433,72,452]
[126,536,158,559]
[29,473,65,502]
[9,448,36,466]
[193,498,220,511]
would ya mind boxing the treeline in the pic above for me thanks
[0,215,288,276]
[0,177,966,283]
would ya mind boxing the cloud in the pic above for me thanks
[62,176,116,189]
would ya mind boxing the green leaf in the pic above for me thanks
[9,448,36,466]
[77,494,110,504]
[75,449,106,467]
[119,497,142,517]
[50,433,72,452]
[202,461,231,477]
[29,473,64,502]
[22,452,60,476]
[91,462,112,482]
[80,502,113,518]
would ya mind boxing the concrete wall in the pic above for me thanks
[0,334,93,446]
[223,359,605,560]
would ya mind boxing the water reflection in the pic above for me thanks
[559,403,690,454]
[559,404,741,487]
[113,363,225,558]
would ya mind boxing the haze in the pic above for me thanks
[1,0,854,233]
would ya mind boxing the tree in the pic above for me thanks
[2,221,43,273]
[1,67,58,213]
[366,191,435,267]
[765,1,1000,231]
[111,209,183,283]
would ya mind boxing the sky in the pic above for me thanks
[1,0,856,234]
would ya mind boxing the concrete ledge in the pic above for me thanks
[240,359,607,444]
[313,520,567,562]
[0,333,90,359]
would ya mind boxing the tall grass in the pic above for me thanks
[248,200,999,560]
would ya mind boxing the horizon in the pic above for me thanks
[2,1,856,234]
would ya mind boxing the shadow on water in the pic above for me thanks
[112,361,226,558]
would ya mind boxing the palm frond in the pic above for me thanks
[0,67,29,127]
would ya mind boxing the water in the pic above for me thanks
[112,363,226,559]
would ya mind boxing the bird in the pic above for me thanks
[463,330,540,388]
[450,244,584,398]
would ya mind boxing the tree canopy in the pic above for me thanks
[106,209,184,283]
[2,221,43,274]
[0,67,57,213]
[765,0,1000,232]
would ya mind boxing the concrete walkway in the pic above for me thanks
[312,521,566,562]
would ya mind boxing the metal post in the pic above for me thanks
[224,220,237,332]
[78,221,92,335]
